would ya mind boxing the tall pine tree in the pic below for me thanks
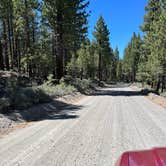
[93,16,113,82]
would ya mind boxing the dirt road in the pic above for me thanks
[0,87,166,166]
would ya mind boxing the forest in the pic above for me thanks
[0,0,165,111]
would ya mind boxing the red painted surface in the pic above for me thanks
[116,148,166,166]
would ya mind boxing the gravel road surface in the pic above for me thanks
[0,87,166,166]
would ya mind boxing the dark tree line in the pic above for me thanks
[0,1,120,84]
[0,0,90,80]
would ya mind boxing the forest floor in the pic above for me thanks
[0,86,166,165]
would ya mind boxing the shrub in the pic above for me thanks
[12,87,51,109]
[71,78,92,92]
[13,91,32,109]
[37,88,52,103]
[45,74,59,85]
[0,71,51,111]
[40,82,77,98]
[0,98,10,113]
[161,92,166,97]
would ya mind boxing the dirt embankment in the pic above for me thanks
[130,86,166,108]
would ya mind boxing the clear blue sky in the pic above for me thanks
[88,0,148,58]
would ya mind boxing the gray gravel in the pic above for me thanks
[0,115,13,134]
[0,87,166,166]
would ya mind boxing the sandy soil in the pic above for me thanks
[0,87,166,166]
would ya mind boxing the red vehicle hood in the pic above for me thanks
[116,148,166,166]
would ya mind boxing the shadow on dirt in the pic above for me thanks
[92,87,157,97]
[4,100,83,122]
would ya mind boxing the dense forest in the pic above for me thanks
[0,0,121,84]
[123,0,166,92]
[0,0,165,93]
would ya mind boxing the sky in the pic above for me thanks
[88,0,148,58]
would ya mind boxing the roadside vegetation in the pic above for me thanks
[0,71,97,113]
[132,82,166,97]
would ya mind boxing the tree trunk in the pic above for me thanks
[0,39,4,70]
[80,67,83,80]
[98,51,102,83]
[156,77,161,93]
[7,14,13,69]
[55,34,64,80]
[52,33,56,78]
[55,10,64,80]
[15,35,21,72]
[3,20,10,70]
[151,81,154,89]
[98,41,102,83]
[10,11,18,70]
[24,0,32,77]
[161,75,165,93]
[64,48,69,75]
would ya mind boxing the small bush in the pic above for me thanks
[12,87,51,109]
[45,74,59,85]
[13,91,32,109]
[161,92,166,97]
[0,98,10,112]
[59,76,96,93]
[40,82,77,98]
[71,78,93,93]
[37,88,52,103]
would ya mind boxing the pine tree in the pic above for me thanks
[43,0,89,80]
[116,60,123,81]
[0,0,12,70]
[93,16,112,82]
[147,2,166,92]
[0,11,3,70]
[112,47,119,81]
[7,0,39,75]
[139,0,163,90]
[135,0,166,92]
[123,33,142,82]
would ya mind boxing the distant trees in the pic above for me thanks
[112,47,120,81]
[67,16,118,83]
[123,33,142,82]
[116,60,123,81]
[67,39,93,79]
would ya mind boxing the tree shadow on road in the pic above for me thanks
[92,88,156,97]
[4,100,83,122]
